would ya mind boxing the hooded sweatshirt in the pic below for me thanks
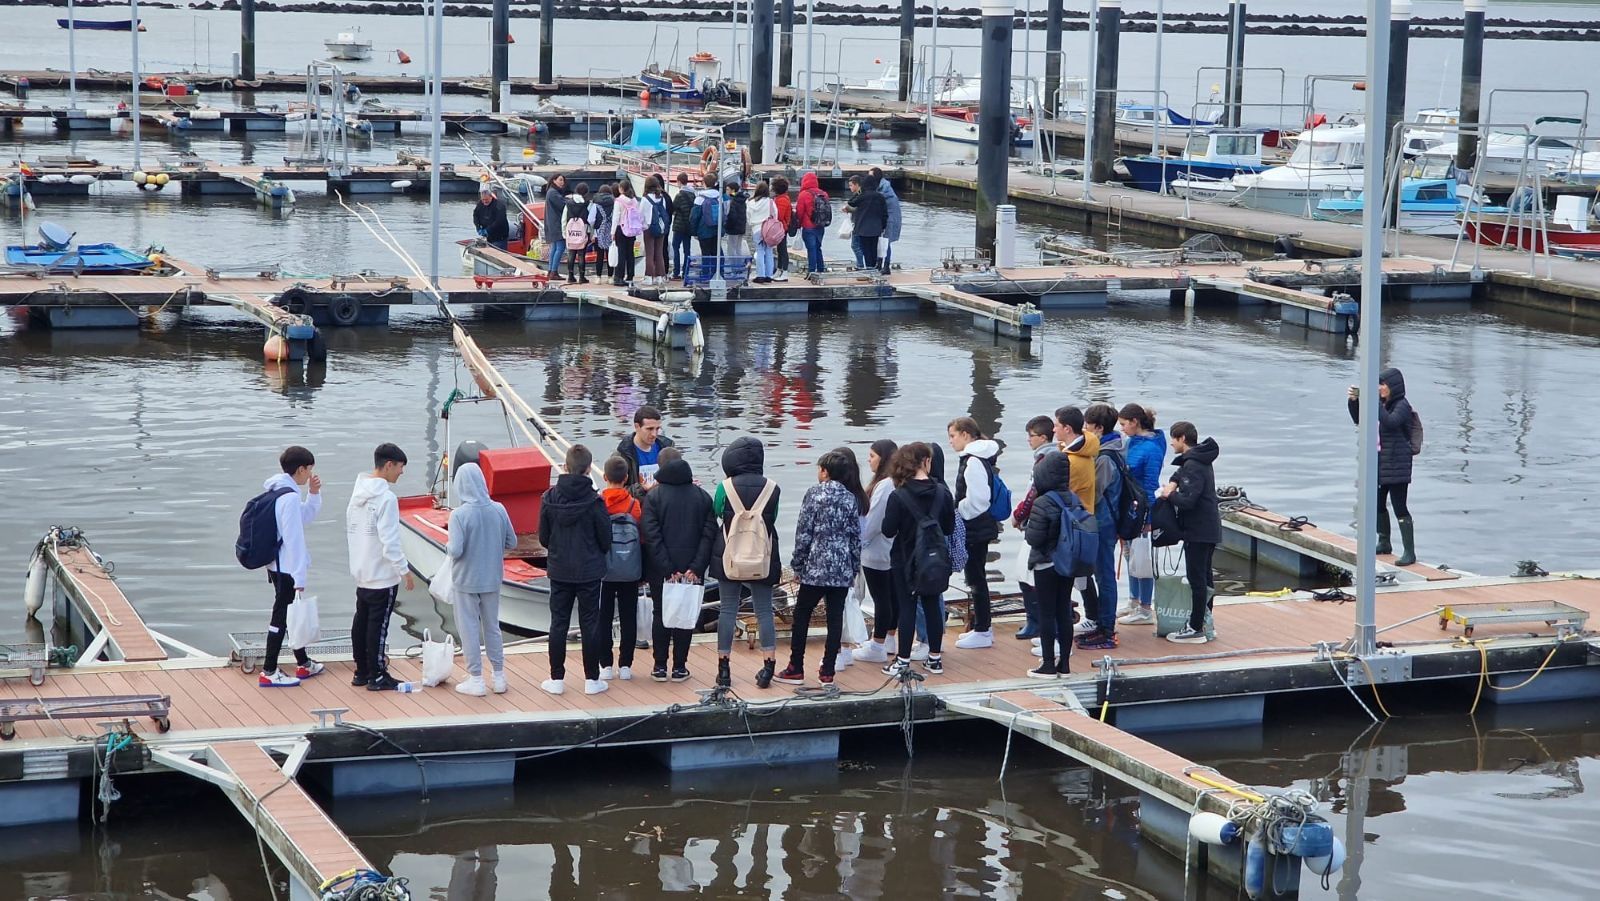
[1347,367,1415,487]
[1094,432,1127,529]
[1024,450,1074,570]
[860,477,896,571]
[591,185,616,244]
[877,177,903,243]
[710,437,782,584]
[671,184,697,233]
[1168,437,1222,545]
[347,472,407,590]
[537,472,612,583]
[1125,429,1168,510]
[641,455,717,580]
[264,473,320,590]
[849,176,888,239]
[747,194,775,240]
[791,480,863,588]
[1063,431,1101,514]
[796,172,828,230]
[601,486,641,522]
[954,438,1001,543]
[447,463,518,594]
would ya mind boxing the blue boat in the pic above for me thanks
[1121,129,1280,193]
[1314,176,1506,236]
[5,242,154,273]
[57,18,142,31]
[586,118,700,164]
[639,54,729,105]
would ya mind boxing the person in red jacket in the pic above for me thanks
[772,176,794,282]
[795,171,830,273]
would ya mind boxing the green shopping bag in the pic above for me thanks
[1153,547,1215,640]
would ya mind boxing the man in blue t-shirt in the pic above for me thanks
[615,405,675,498]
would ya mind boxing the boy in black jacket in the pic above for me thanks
[1158,421,1221,645]
[640,447,717,682]
[537,444,613,695]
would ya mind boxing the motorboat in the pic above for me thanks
[587,118,700,165]
[1459,194,1600,257]
[324,27,374,61]
[1399,107,1458,158]
[1550,150,1600,184]
[1477,121,1580,177]
[1313,148,1503,235]
[823,64,903,103]
[5,223,154,273]
[57,17,144,31]
[1114,103,1223,132]
[1120,128,1282,193]
[928,106,1030,147]
[1174,122,1368,217]
[640,52,730,104]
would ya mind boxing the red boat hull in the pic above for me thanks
[1462,218,1600,254]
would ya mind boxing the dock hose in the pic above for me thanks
[318,869,411,900]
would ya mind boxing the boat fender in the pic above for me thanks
[1277,821,1334,859]
[133,170,149,185]
[143,182,161,192]
[154,172,170,186]
[1243,838,1266,900]
[1187,812,1240,846]
[69,174,97,186]
[390,179,413,190]
[1273,235,1297,259]
[656,312,669,338]
[307,330,328,363]
[328,294,362,327]
[24,547,47,616]
[1304,836,1346,878]
[40,174,67,185]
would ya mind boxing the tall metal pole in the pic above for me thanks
[802,0,814,166]
[492,0,510,112]
[68,0,78,107]
[1456,0,1485,170]
[1354,0,1391,659]
[131,0,142,170]
[898,0,915,103]
[1083,0,1097,202]
[539,0,555,85]
[1043,0,1063,117]
[749,0,774,162]
[1386,0,1411,226]
[780,0,795,88]
[1228,3,1246,126]
[428,0,444,286]
[241,0,255,81]
[1152,0,1163,154]
[975,0,1013,256]
[1090,0,1121,183]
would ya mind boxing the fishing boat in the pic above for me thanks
[928,106,1029,147]
[1174,123,1368,217]
[1459,194,1600,256]
[324,27,374,61]
[640,52,730,104]
[5,224,154,274]
[1120,128,1282,193]
[57,17,144,31]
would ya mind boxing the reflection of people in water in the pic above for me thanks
[446,845,499,901]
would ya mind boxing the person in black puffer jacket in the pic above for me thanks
[670,171,697,279]
[1347,367,1417,565]
[1023,450,1076,677]
[536,444,612,695]
[640,448,716,681]
[880,442,956,675]
[778,449,866,685]
[1158,422,1220,644]
[709,437,782,689]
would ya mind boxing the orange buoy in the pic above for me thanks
[639,89,651,104]
[263,334,289,362]
[397,49,412,64]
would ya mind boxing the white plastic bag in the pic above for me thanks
[837,216,854,240]
[429,556,456,605]
[285,594,320,649]
[661,580,704,631]
[851,570,866,604]
[420,628,456,687]
[637,591,653,634]
[842,588,868,645]
[608,241,621,268]
[1010,542,1034,586]
[1128,534,1154,580]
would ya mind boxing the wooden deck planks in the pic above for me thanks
[209,741,372,883]
[53,545,168,662]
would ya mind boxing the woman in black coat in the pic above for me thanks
[1023,451,1075,678]
[640,449,717,682]
[709,437,782,689]
[847,176,888,270]
[1347,367,1417,564]
[879,442,956,676]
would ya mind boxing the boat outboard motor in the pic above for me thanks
[453,440,489,476]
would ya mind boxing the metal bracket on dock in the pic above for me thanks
[1343,652,1413,686]
[310,707,348,729]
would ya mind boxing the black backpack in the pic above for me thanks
[236,486,294,569]
[605,512,642,582]
[1103,450,1150,542]
[809,190,833,229]
[900,488,953,596]
[724,195,747,235]
[1149,496,1184,548]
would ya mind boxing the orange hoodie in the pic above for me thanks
[601,486,641,521]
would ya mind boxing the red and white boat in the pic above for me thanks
[1459,206,1600,256]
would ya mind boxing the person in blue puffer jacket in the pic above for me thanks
[1116,403,1166,626]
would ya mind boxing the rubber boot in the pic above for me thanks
[1375,507,1393,556]
[1395,517,1417,566]
[716,657,731,688]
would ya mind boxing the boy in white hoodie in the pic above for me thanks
[947,417,1001,649]
[346,443,413,691]
[260,446,323,687]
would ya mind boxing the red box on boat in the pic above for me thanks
[478,447,552,534]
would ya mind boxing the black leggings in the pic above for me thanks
[1379,483,1411,521]
[863,566,895,641]
[893,571,943,658]
[599,580,639,668]
[1034,567,1073,673]
[964,536,992,632]
[1184,542,1217,632]
[614,233,636,282]
[789,584,847,673]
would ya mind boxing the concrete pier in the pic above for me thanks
[1457,0,1486,170]
[1090,0,1122,182]
[975,0,1015,255]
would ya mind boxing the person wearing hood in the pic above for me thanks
[880,442,956,676]
[795,171,830,273]
[1010,417,1057,641]
[543,174,568,277]
[473,186,511,250]
[869,166,902,274]
[1023,450,1078,678]
[597,456,643,681]
[670,171,697,280]
[710,436,783,689]
[1078,404,1125,651]
[747,180,777,282]
[590,182,616,281]
[446,462,518,696]
[1347,367,1418,565]
[346,443,413,692]
[1158,421,1221,644]
[537,445,613,695]
[1116,403,1166,627]
[562,182,594,284]
[948,417,1001,649]
[854,439,899,664]
[847,174,888,270]
[1052,406,1103,633]
[640,447,716,682]
[721,179,750,264]
[771,176,793,281]
[615,405,674,496]
[256,446,323,688]
[777,449,866,685]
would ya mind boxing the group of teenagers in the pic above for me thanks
[533,167,904,289]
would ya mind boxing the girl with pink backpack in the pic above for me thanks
[561,183,594,284]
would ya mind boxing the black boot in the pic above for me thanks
[716,657,731,688]
[755,659,775,689]
[1375,508,1393,556]
[1396,517,1417,566]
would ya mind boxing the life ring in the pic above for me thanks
[689,51,716,63]
[328,294,362,326]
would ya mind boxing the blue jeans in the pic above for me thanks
[914,595,947,644]
[802,227,825,272]
[671,230,693,277]
[1094,517,1119,633]
[850,235,865,269]
[547,239,566,275]
[753,241,774,278]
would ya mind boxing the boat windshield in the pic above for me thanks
[1212,133,1259,158]
[1409,154,1455,179]
[1185,134,1211,157]
[1289,137,1361,167]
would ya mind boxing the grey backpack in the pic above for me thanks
[605,513,642,581]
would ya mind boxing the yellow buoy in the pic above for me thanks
[153,172,170,186]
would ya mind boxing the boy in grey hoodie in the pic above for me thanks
[346,443,412,691]
[448,462,519,696]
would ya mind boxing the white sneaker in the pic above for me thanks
[909,642,930,662]
[1119,607,1155,625]
[955,630,994,649]
[540,678,566,695]
[1166,626,1211,645]
[835,647,854,669]
[1074,618,1099,636]
[1031,645,1043,657]
[455,675,487,697]
[257,669,301,688]
[618,666,633,681]
[584,679,610,695]
[491,671,508,694]
[1116,602,1137,619]
[854,641,888,663]
[1031,637,1042,647]
[599,665,615,681]
[773,272,789,281]
[883,635,898,656]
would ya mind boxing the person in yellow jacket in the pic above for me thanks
[1052,405,1102,635]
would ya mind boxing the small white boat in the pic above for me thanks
[324,27,373,61]
[1175,123,1368,217]
[928,106,1030,147]
[1479,129,1577,177]
[823,64,903,103]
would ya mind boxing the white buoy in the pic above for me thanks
[1304,836,1347,878]
[391,179,413,190]
[69,174,97,186]
[133,170,149,185]
[24,547,47,616]
[40,174,67,184]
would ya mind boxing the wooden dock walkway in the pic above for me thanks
[45,541,167,664]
